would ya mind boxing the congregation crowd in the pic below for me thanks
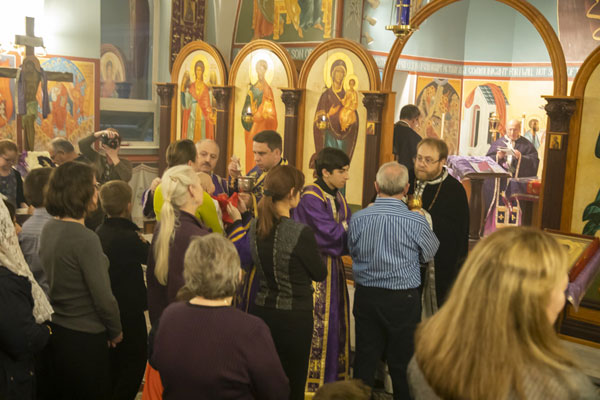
[0,105,598,400]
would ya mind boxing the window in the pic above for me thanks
[100,0,159,148]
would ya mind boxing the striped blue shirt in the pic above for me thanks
[348,197,439,290]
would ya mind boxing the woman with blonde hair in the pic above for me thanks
[408,227,599,400]
[143,165,209,400]
[146,164,208,325]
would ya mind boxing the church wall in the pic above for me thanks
[510,7,551,63]
[43,0,101,59]
[203,0,240,66]
[157,0,172,82]
[101,0,130,62]
[462,0,516,62]
[364,0,468,62]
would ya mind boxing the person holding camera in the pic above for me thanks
[79,129,132,184]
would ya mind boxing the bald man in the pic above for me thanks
[484,119,539,223]
[195,139,229,195]
[487,119,539,176]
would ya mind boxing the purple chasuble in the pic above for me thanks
[483,135,539,216]
[211,173,229,196]
[293,183,351,393]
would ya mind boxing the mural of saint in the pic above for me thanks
[0,59,14,130]
[38,57,94,148]
[50,84,70,137]
[252,0,274,39]
[248,0,334,40]
[181,60,216,141]
[312,58,359,165]
[241,58,278,171]
[415,78,460,154]
[582,131,600,236]
[101,60,119,98]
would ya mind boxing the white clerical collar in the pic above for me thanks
[414,167,449,198]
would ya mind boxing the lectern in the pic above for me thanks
[447,156,510,240]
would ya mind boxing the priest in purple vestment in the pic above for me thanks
[226,131,287,312]
[293,147,351,395]
[484,119,539,224]
[196,139,229,196]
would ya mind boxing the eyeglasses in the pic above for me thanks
[413,155,441,166]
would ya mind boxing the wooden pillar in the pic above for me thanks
[156,82,176,175]
[280,89,302,166]
[539,96,578,230]
[212,86,232,178]
[361,92,387,208]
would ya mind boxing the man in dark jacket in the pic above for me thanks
[393,104,423,171]
[408,138,469,306]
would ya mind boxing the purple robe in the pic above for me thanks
[226,214,256,312]
[292,184,351,393]
[211,173,229,196]
[484,136,539,217]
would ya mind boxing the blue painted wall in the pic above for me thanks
[362,0,554,63]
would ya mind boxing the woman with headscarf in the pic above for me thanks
[0,199,53,399]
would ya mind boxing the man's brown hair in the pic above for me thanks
[418,137,449,161]
[99,180,132,217]
[24,167,53,208]
[166,139,197,168]
[45,162,96,219]
[400,104,421,121]
[0,139,18,155]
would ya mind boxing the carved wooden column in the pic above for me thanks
[212,86,232,178]
[281,89,302,167]
[156,83,176,175]
[540,96,578,230]
[361,92,387,208]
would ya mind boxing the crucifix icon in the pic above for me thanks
[0,17,73,151]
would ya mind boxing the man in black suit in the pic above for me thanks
[393,105,422,171]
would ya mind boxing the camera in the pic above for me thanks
[100,132,121,149]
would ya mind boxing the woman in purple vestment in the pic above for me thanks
[293,147,351,395]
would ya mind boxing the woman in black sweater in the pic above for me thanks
[249,165,327,400]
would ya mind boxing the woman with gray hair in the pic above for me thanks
[152,233,289,400]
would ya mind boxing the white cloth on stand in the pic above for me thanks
[129,164,158,228]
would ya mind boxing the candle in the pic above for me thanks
[400,0,411,25]
[441,113,446,139]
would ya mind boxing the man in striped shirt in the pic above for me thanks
[348,161,439,400]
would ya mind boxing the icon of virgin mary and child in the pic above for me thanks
[312,59,359,167]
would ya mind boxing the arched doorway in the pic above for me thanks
[381,0,567,95]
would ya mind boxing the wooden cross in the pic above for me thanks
[0,17,73,151]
